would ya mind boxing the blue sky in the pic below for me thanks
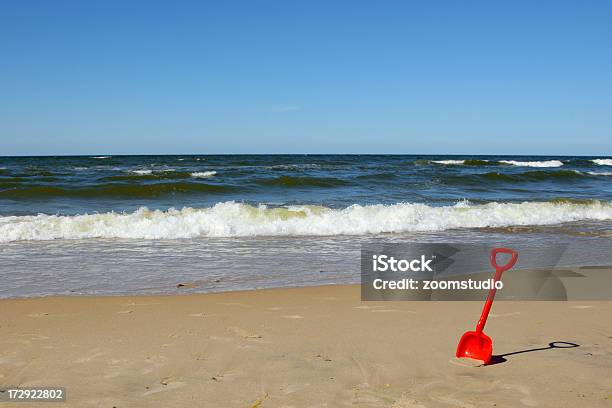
[1,1,611,155]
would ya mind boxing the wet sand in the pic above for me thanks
[0,285,611,407]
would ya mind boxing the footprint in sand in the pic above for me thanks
[210,371,240,383]
[432,396,476,408]
[140,355,168,374]
[117,310,134,314]
[145,355,167,363]
[280,383,310,395]
[108,358,130,367]
[142,377,185,396]
[391,396,427,408]
[314,354,333,362]
[350,383,391,406]
[503,384,539,407]
[227,326,262,339]
[75,351,108,363]
[26,313,49,318]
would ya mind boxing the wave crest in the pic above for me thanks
[1,200,611,242]
[499,160,563,167]
[431,160,466,165]
[431,159,494,166]
[592,159,612,166]
[191,171,217,178]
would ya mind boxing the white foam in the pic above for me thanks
[1,200,611,242]
[191,171,216,178]
[431,159,490,165]
[587,171,612,176]
[499,160,563,167]
[432,160,465,165]
[592,159,612,166]
[92,156,111,159]
[128,168,177,175]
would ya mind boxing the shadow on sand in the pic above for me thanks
[487,341,580,365]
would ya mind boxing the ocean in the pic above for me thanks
[1,154,611,298]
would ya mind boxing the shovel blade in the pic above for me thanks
[456,330,493,364]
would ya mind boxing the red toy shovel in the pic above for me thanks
[456,247,518,365]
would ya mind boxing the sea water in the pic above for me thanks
[1,154,611,297]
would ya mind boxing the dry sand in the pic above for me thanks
[0,285,611,407]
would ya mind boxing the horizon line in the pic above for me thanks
[0,153,610,158]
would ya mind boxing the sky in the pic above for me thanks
[1,0,611,156]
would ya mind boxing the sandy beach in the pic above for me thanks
[0,284,610,407]
[3,0,612,405]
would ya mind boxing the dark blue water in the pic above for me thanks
[1,155,611,216]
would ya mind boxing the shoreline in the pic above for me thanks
[1,284,610,407]
[0,282,354,302]
[4,262,612,301]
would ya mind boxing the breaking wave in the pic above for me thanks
[431,159,565,167]
[191,171,217,178]
[499,160,564,167]
[431,160,466,165]
[103,171,193,181]
[432,159,492,166]
[1,200,611,242]
[592,159,612,166]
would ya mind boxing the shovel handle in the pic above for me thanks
[491,248,519,277]
[475,247,518,333]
